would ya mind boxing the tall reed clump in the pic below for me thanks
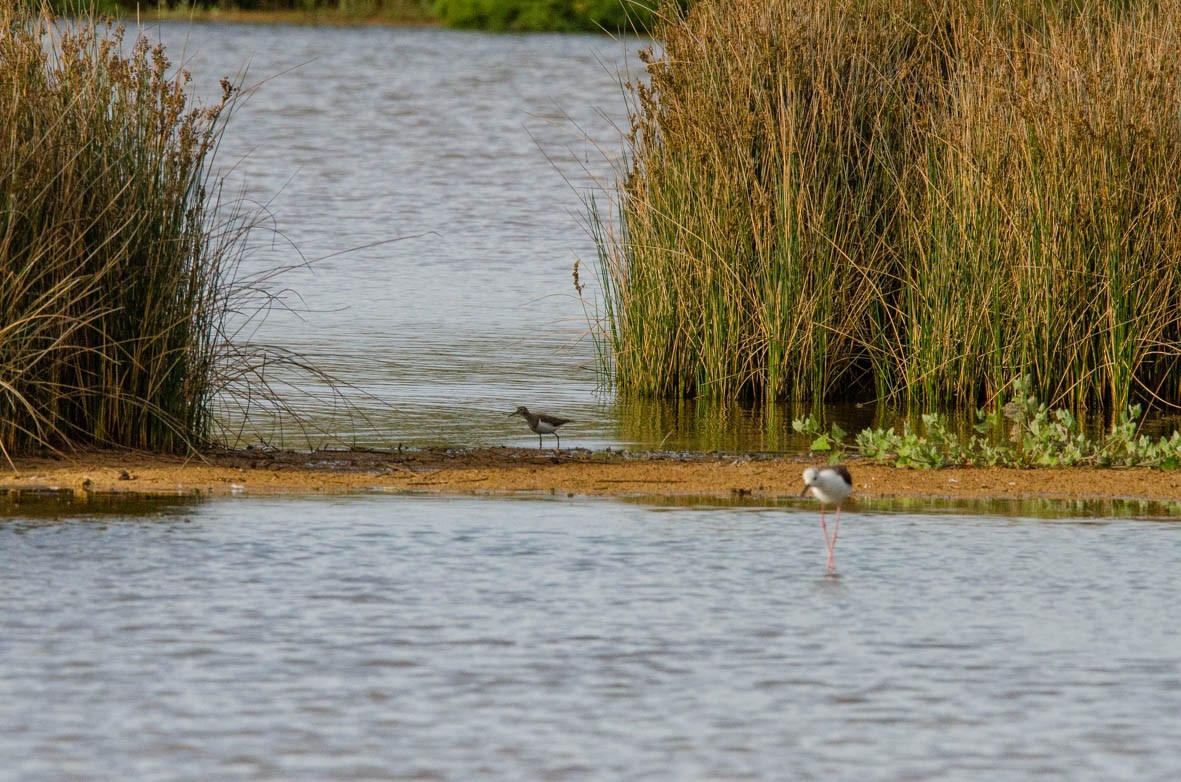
[593,0,1181,411]
[1,2,239,457]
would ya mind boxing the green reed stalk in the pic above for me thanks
[593,0,1181,412]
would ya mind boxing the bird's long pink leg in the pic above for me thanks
[819,505,835,572]
[827,506,841,573]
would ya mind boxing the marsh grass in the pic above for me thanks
[1,2,355,460]
[0,2,232,456]
[593,0,1181,413]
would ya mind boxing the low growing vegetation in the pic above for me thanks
[795,378,1181,470]
[593,0,1181,412]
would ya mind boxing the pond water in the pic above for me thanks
[3,492,1180,780]
[142,21,646,450]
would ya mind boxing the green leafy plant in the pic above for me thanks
[791,415,845,462]
[802,377,1181,470]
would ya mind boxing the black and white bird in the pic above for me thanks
[509,406,571,450]
[801,465,854,574]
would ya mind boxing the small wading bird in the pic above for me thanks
[801,465,854,575]
[509,406,570,450]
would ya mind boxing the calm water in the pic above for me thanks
[2,493,1180,780]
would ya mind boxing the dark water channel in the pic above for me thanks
[3,492,1181,780]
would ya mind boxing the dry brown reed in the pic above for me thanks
[594,0,1181,412]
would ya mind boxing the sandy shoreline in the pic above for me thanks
[2,447,1181,505]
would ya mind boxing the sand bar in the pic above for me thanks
[3,447,1181,504]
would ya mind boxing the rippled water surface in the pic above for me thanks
[137,22,641,449]
[3,494,1181,780]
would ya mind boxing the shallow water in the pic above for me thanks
[139,22,641,449]
[3,493,1180,780]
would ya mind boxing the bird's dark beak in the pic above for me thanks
[800,485,811,497]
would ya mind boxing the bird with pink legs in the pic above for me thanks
[801,465,854,575]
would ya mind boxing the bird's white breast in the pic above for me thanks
[804,467,853,505]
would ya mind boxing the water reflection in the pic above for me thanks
[610,395,880,452]
[0,490,203,525]
[619,491,1181,519]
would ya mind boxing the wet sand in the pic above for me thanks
[3,447,1181,503]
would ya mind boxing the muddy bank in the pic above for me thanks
[3,447,1181,503]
